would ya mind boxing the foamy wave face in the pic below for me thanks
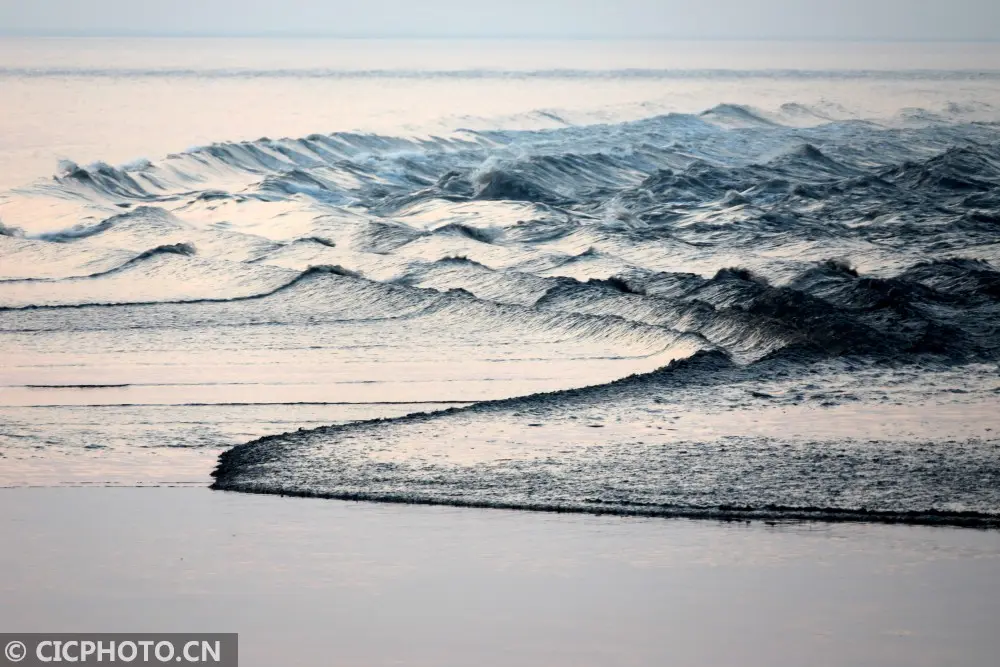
[2,105,999,522]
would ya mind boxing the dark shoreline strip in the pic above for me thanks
[209,483,1000,529]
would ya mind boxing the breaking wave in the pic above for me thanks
[4,101,1000,525]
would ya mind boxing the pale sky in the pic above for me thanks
[1,0,999,40]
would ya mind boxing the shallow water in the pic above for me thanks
[2,488,1000,667]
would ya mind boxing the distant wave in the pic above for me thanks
[0,242,196,282]
[0,264,363,310]
[3,67,1000,81]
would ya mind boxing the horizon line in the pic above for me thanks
[1,30,999,43]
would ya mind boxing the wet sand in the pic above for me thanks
[1,487,998,667]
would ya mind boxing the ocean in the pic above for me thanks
[1,37,999,519]
[3,36,1000,667]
